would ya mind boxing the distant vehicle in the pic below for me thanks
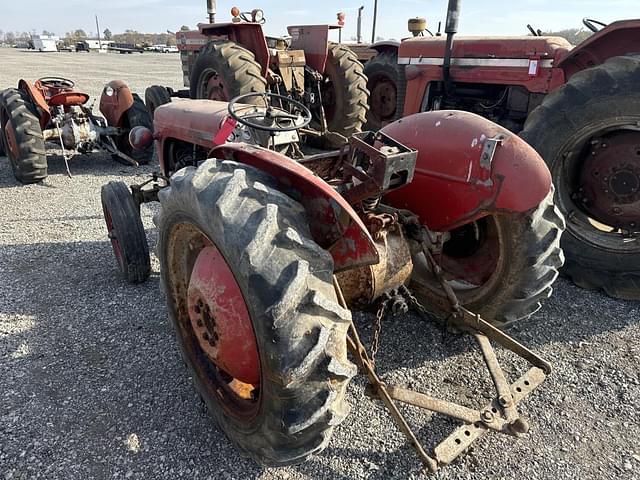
[31,35,59,52]
[109,43,144,54]
[75,41,90,53]
[151,44,179,53]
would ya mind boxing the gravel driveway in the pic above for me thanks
[0,47,639,480]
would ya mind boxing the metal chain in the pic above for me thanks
[370,300,387,365]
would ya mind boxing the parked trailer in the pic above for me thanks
[31,35,59,52]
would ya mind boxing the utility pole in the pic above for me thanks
[371,0,378,43]
[95,15,102,49]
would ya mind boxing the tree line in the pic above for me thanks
[0,26,193,47]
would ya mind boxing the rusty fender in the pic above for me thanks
[382,110,552,232]
[99,80,134,128]
[211,143,379,272]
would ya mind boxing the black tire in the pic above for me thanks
[144,85,172,118]
[363,50,406,130]
[521,55,640,300]
[119,94,154,164]
[0,88,47,183]
[156,159,355,466]
[321,43,369,137]
[411,190,565,327]
[101,181,151,284]
[189,41,267,103]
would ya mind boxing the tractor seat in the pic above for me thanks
[48,92,91,108]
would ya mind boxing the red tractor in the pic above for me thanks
[363,1,640,300]
[100,78,563,470]
[0,77,152,183]
[145,5,368,147]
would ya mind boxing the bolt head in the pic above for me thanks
[481,410,494,423]
[498,395,511,407]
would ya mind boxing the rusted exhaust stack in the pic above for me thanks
[207,0,216,23]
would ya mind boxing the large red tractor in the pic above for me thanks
[363,1,640,300]
[0,78,152,183]
[100,80,563,470]
[145,4,368,147]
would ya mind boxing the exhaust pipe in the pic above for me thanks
[207,0,216,23]
[443,0,460,95]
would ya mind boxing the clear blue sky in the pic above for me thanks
[1,0,638,41]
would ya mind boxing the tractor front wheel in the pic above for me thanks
[101,181,151,284]
[0,88,47,183]
[156,159,355,466]
[521,55,640,300]
[411,190,565,327]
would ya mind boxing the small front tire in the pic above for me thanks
[101,181,151,284]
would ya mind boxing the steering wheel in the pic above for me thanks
[38,77,75,89]
[239,9,266,24]
[228,93,312,133]
[582,18,608,33]
[527,24,541,37]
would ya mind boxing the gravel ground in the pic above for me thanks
[0,47,639,480]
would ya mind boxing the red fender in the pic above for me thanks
[557,19,640,81]
[18,80,50,129]
[211,143,379,272]
[99,80,134,128]
[382,110,552,231]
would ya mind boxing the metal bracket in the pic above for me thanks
[480,134,505,170]
[334,275,551,474]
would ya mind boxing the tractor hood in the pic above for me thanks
[154,100,252,150]
[399,36,572,65]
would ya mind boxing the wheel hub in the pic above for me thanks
[187,245,260,385]
[371,78,397,120]
[203,70,227,101]
[578,131,640,230]
[3,121,19,158]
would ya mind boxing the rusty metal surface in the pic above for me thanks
[336,228,412,307]
[434,367,546,465]
[579,130,640,230]
[212,143,379,272]
[337,218,552,473]
[287,25,338,73]
[382,110,552,231]
[99,80,134,128]
[18,79,51,129]
[557,19,640,80]
[48,92,90,108]
[187,245,260,385]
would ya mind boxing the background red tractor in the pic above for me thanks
[362,1,640,300]
[100,81,563,470]
[146,4,369,147]
[0,77,152,183]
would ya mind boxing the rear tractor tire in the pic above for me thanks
[145,85,172,118]
[156,159,355,466]
[320,43,369,138]
[0,88,47,183]
[411,190,565,327]
[190,41,267,104]
[363,50,406,131]
[521,55,640,300]
[101,181,151,284]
